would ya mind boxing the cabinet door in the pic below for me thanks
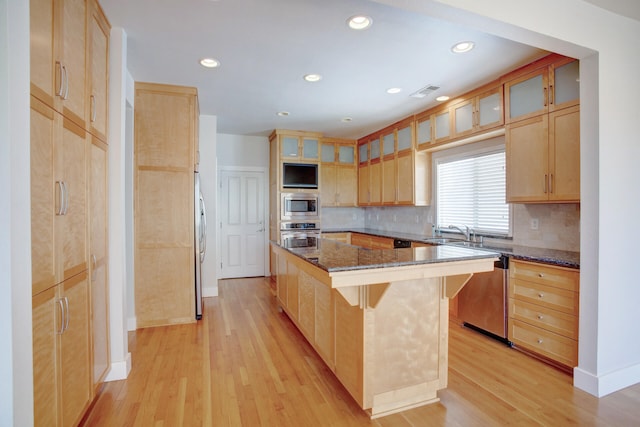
[434,110,451,143]
[358,143,368,164]
[477,89,503,130]
[60,272,91,427]
[88,2,109,141]
[397,125,412,152]
[59,0,87,126]
[382,132,395,157]
[370,138,381,161]
[506,115,549,202]
[505,68,548,123]
[32,286,60,427]
[89,139,110,386]
[397,151,414,204]
[358,164,370,205]
[59,117,88,281]
[369,161,382,205]
[452,99,474,137]
[549,107,580,202]
[31,97,57,294]
[30,0,56,106]
[302,137,319,160]
[281,136,300,158]
[321,142,335,163]
[550,60,580,111]
[320,163,337,206]
[336,166,357,207]
[416,116,432,148]
[338,145,355,165]
[382,158,396,204]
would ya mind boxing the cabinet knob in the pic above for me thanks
[538,293,544,298]
[538,273,544,278]
[537,314,544,320]
[537,338,544,344]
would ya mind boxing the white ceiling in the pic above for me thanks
[100,0,550,139]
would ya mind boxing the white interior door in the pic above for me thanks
[219,169,266,278]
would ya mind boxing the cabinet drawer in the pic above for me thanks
[509,319,577,367]
[510,260,579,292]
[510,279,577,315]
[509,298,578,339]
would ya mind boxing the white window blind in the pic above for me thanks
[436,150,509,235]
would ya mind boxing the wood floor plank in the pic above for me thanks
[83,277,640,426]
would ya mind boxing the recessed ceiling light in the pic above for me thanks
[341,117,353,123]
[347,15,372,30]
[436,95,450,102]
[199,58,220,68]
[386,87,402,94]
[303,74,322,82]
[451,41,475,54]
[276,111,290,117]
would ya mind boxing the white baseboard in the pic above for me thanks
[203,284,218,297]
[574,362,640,397]
[105,352,132,382]
[127,316,137,331]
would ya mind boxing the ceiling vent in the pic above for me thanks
[410,85,440,98]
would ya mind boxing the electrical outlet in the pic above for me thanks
[530,218,539,230]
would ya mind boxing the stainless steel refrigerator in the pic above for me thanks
[194,171,207,319]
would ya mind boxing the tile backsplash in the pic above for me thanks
[322,203,580,252]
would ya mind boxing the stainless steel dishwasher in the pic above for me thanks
[457,255,511,345]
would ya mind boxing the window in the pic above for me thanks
[436,146,510,236]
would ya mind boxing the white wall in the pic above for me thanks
[217,133,269,168]
[0,0,33,425]
[105,27,131,381]
[200,116,219,297]
[376,0,640,397]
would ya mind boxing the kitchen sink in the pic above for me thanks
[422,237,465,245]
[446,241,485,248]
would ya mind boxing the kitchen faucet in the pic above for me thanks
[448,225,471,241]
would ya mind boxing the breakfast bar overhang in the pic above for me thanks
[271,239,499,418]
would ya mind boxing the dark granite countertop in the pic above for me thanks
[322,228,580,269]
[274,238,500,273]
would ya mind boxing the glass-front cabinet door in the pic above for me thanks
[397,125,412,152]
[370,138,381,161]
[434,110,451,143]
[453,100,474,137]
[477,89,503,129]
[281,136,300,158]
[382,132,395,157]
[358,143,368,165]
[302,137,319,160]
[550,59,580,111]
[338,145,355,164]
[416,116,432,148]
[321,142,335,163]
[506,68,548,122]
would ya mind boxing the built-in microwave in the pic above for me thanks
[281,193,319,220]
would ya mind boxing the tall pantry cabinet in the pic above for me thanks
[30,0,111,425]
[134,83,199,328]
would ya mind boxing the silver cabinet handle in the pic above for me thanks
[55,62,64,96]
[91,254,97,281]
[56,181,64,215]
[57,299,65,334]
[62,65,69,100]
[549,173,554,194]
[61,181,69,215]
[90,95,96,122]
[63,297,70,332]
[543,174,548,193]
[200,196,207,262]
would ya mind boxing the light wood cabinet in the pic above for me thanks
[320,138,357,207]
[134,83,198,327]
[505,57,579,124]
[508,260,579,368]
[87,1,110,142]
[506,105,580,203]
[33,272,91,427]
[322,232,351,244]
[360,120,430,207]
[350,233,394,249]
[30,0,88,129]
[451,86,504,138]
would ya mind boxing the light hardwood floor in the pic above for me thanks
[83,277,640,426]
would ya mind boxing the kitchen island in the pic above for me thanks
[271,238,499,418]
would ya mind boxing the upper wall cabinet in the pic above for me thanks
[451,86,504,138]
[31,0,88,129]
[320,138,357,207]
[279,133,321,161]
[505,57,579,123]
